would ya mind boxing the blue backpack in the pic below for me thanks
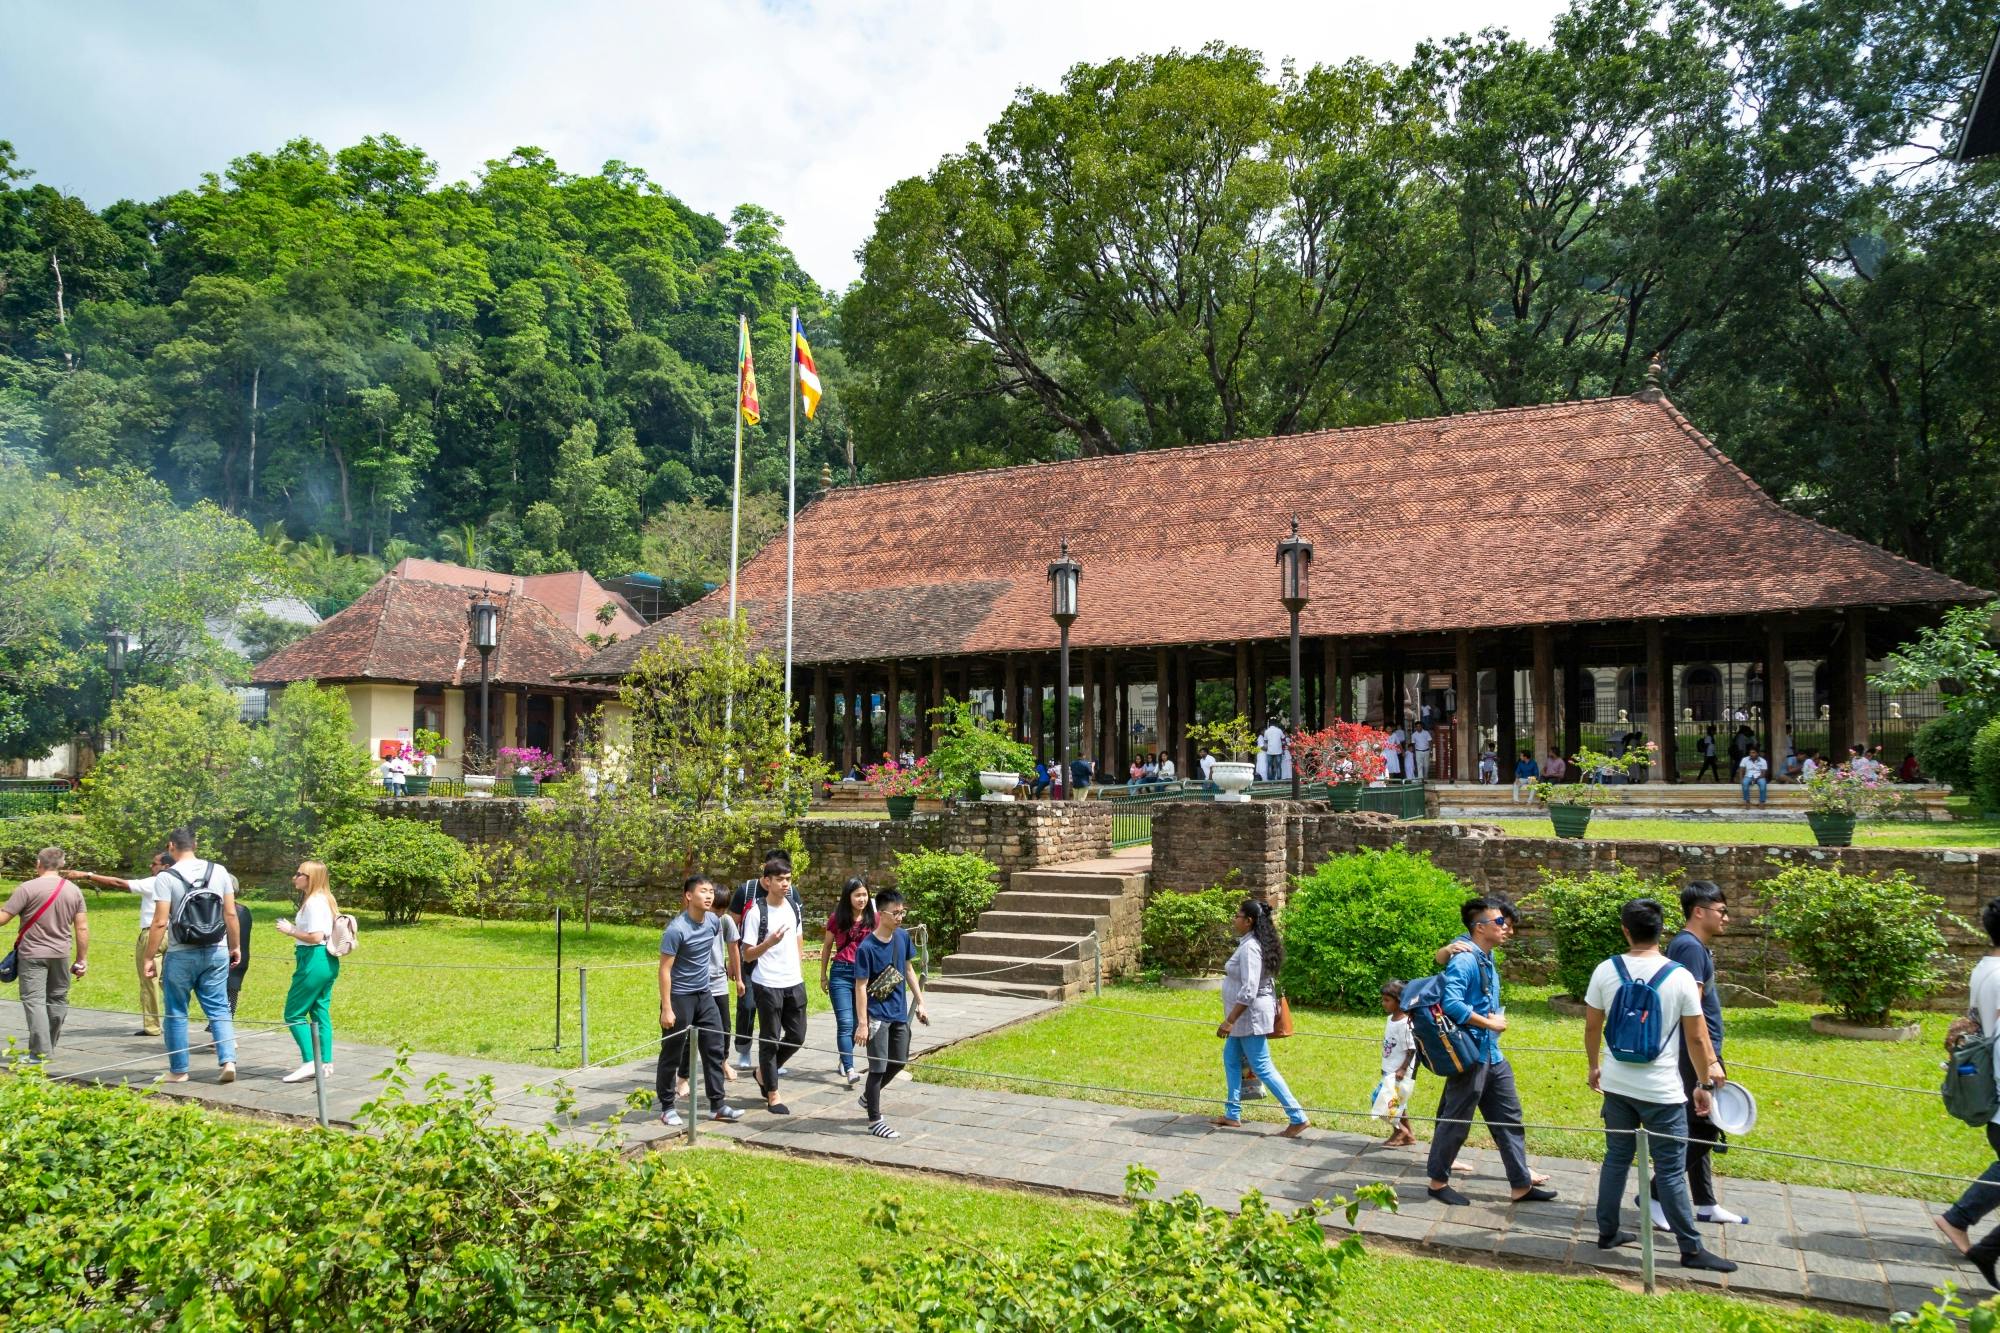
[1604,957,1683,1063]
[1401,971,1484,1077]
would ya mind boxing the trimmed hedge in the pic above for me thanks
[1972,716,2000,815]
[0,813,118,877]
[1280,846,1469,1010]
[1142,883,1240,974]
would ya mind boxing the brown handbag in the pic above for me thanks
[1271,992,1294,1039]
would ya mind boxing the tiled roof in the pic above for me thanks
[385,558,646,639]
[253,576,609,691]
[572,393,1988,678]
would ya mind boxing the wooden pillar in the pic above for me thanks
[812,667,830,761]
[1646,622,1670,783]
[838,674,855,773]
[1234,644,1250,723]
[1029,658,1045,761]
[1337,641,1355,721]
[1101,652,1117,773]
[1002,654,1018,730]
[1321,637,1338,727]
[1455,632,1477,783]
[886,660,902,757]
[1153,648,1170,756]
[1765,620,1788,779]
[1496,654,1518,769]
[1250,649,1267,730]
[1562,638,1584,758]
[1176,650,1194,771]
[1116,664,1130,773]
[929,658,944,751]
[1531,627,1555,774]
[1834,608,1869,755]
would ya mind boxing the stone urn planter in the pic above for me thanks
[1326,782,1363,812]
[403,774,431,797]
[1809,1013,1921,1042]
[1211,761,1256,802]
[1806,812,1857,847]
[463,774,495,798]
[978,770,1018,802]
[885,794,918,821]
[1548,803,1593,839]
[511,774,542,797]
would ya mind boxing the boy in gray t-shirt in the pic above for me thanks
[654,875,742,1128]
[683,910,741,1089]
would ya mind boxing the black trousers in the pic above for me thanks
[1426,1057,1533,1189]
[656,990,726,1114]
[1695,755,1721,781]
[1654,1051,1725,1207]
[735,978,758,1052]
[684,988,733,1078]
[863,1020,911,1121]
[754,982,808,1093]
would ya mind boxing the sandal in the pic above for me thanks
[1211,1116,1243,1129]
[1278,1122,1310,1139]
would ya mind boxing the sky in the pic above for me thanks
[0,0,1570,292]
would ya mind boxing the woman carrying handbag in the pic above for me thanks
[1213,897,1308,1137]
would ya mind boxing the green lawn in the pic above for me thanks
[1418,814,2000,848]
[62,889,835,1069]
[687,1145,1867,1330]
[923,983,1981,1201]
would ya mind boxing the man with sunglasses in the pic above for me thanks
[1426,897,1557,1207]
[1649,880,1741,1228]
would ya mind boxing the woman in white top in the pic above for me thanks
[1938,898,2000,1286]
[1212,898,1308,1135]
[276,860,342,1083]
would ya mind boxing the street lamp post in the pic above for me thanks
[1276,517,1314,799]
[470,591,500,755]
[1048,540,1082,800]
[104,628,128,750]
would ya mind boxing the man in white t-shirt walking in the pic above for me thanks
[1258,718,1285,782]
[1583,897,1735,1273]
[78,848,171,1036]
[741,859,809,1115]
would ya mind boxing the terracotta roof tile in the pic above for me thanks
[573,394,1987,677]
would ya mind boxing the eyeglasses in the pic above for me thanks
[1481,915,1508,928]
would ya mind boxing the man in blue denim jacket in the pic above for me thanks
[1425,896,1559,1207]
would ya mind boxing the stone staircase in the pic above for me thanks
[926,855,1149,1002]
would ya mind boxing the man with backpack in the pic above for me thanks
[141,827,243,1083]
[729,851,805,1072]
[738,851,809,1114]
[1936,897,2000,1287]
[1422,897,1557,1207]
[1583,897,1736,1273]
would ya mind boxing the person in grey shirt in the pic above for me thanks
[654,875,743,1129]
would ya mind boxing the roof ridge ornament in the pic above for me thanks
[1639,353,1667,402]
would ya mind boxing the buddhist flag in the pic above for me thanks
[793,313,822,419]
[737,314,761,426]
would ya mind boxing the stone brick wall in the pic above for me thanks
[1153,798,1997,1005]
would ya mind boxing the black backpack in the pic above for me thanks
[164,863,228,947]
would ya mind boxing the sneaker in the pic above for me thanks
[281,1062,317,1084]
[661,1108,684,1128]
[712,1104,744,1123]
[868,1120,901,1139]
[733,1050,753,1071]
[162,1072,189,1083]
[1697,1205,1749,1225]
[218,1063,237,1084]
[845,1068,860,1088]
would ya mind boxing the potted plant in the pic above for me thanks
[1528,742,1657,838]
[924,699,1035,802]
[1289,720,1390,809]
[461,734,496,797]
[1187,715,1259,801]
[403,727,448,797]
[1801,761,1912,846]
[865,755,933,820]
[498,745,561,797]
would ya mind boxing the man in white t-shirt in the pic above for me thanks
[1737,746,1769,806]
[1258,719,1285,781]
[1583,897,1734,1274]
[741,861,808,1115]
[78,848,171,1036]
[1199,748,1217,782]
[1409,724,1433,782]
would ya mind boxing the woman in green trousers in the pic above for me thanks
[277,860,340,1083]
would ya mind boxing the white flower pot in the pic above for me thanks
[464,774,496,798]
[1212,761,1256,802]
[979,770,1019,802]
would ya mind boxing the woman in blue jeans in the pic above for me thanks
[820,877,876,1088]
[1213,898,1308,1136]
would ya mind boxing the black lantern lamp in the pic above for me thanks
[1048,540,1083,799]
[1276,517,1313,798]
[104,627,129,748]
[470,591,501,753]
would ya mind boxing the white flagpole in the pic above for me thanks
[724,315,746,808]
[784,306,798,756]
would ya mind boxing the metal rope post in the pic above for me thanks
[309,1017,329,1128]
[553,906,563,1050]
[578,967,589,1070]
[686,1046,699,1147]
[1091,930,1101,997]
[1635,1124,1655,1294]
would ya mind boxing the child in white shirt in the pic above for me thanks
[1373,979,1419,1147]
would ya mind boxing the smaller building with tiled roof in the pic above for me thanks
[256,570,614,778]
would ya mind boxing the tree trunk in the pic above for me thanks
[247,365,260,503]
[50,251,72,369]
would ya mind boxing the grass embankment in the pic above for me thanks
[63,889,833,1069]
[1417,814,2000,849]
[923,983,1978,1201]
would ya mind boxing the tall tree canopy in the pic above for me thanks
[842,0,2000,589]
[0,137,848,586]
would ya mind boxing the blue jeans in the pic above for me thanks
[1598,1091,1702,1256]
[829,960,858,1073]
[1741,775,1767,804]
[1223,1034,1305,1124]
[162,945,236,1073]
[1945,1122,2000,1231]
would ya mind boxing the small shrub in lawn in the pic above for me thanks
[1973,716,2000,815]
[892,847,999,954]
[1529,866,1683,1001]
[1758,863,1963,1025]
[1280,846,1468,1010]
[1914,703,1995,792]
[1142,880,1240,974]
[316,814,482,924]
[0,813,118,877]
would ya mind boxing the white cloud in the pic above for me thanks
[2,0,1568,290]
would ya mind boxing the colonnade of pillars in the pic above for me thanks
[800,609,1876,785]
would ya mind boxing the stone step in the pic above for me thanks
[976,910,1112,938]
[921,974,1073,1001]
[989,889,1131,918]
[934,952,1087,986]
[954,930,1095,961]
[1008,868,1148,898]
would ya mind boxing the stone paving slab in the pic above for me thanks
[5,995,1984,1318]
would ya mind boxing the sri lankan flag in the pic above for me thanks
[737,314,761,425]
[793,313,821,419]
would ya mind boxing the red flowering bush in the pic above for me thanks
[1290,722,1389,785]
[865,755,937,798]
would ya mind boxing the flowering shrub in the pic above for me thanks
[498,745,564,780]
[1186,714,1257,763]
[1529,743,1657,808]
[1290,721,1389,785]
[865,754,936,798]
[1802,761,1915,817]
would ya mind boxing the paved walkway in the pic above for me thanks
[5,996,1980,1317]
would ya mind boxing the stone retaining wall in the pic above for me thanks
[1152,799,1995,1004]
